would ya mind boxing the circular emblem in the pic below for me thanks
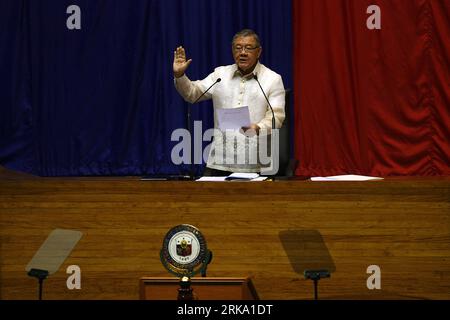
[160,224,209,278]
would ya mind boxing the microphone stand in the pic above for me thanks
[304,269,330,300]
[254,74,278,176]
[28,268,49,300]
[254,74,275,132]
[186,103,194,180]
[186,78,222,180]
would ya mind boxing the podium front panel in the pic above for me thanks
[140,277,259,300]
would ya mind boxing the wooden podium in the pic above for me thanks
[139,277,259,300]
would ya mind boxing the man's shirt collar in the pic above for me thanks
[233,61,261,79]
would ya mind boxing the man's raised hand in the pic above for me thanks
[173,46,192,78]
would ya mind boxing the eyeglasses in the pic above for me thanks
[233,45,260,53]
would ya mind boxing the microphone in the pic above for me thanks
[254,74,275,130]
[254,73,280,176]
[187,77,221,180]
[192,78,221,104]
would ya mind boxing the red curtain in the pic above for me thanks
[293,0,450,176]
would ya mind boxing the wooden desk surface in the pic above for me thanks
[1,166,449,299]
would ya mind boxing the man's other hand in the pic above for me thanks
[241,124,260,137]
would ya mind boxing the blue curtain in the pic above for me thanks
[0,0,292,176]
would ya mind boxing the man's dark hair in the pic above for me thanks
[232,29,261,47]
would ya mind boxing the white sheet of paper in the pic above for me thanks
[251,176,268,181]
[196,174,267,182]
[226,172,259,180]
[310,175,384,181]
[196,176,227,182]
[216,106,251,131]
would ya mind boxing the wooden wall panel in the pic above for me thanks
[1,168,449,299]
